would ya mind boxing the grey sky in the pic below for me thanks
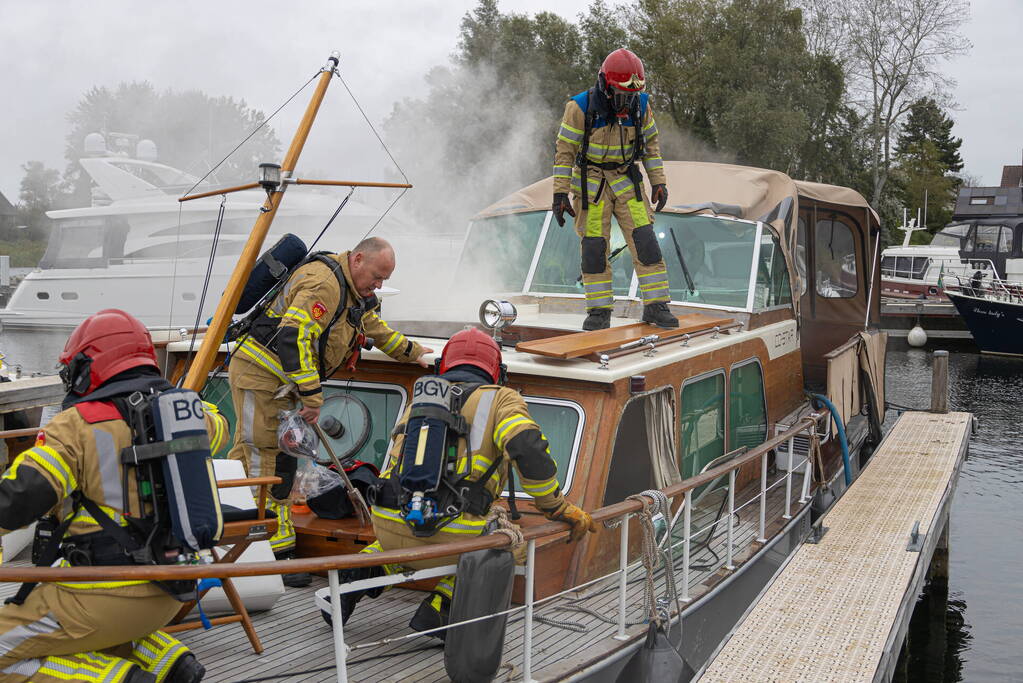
[0,0,1016,204]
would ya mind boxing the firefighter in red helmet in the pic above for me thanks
[335,328,596,635]
[0,309,227,683]
[553,48,678,331]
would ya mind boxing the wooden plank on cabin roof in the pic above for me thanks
[515,313,733,359]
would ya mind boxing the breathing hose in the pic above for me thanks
[809,393,851,486]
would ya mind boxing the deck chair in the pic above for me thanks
[163,460,282,654]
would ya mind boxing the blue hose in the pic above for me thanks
[810,393,852,486]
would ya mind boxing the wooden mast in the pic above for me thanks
[180,53,337,392]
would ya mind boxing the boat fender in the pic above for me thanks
[235,233,308,315]
[443,548,515,683]
[615,621,693,683]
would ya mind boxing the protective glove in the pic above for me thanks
[543,501,597,543]
[651,184,668,212]
[552,192,576,227]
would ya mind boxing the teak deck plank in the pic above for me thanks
[699,411,971,683]
[515,313,732,359]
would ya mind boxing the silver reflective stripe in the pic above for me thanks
[240,389,260,476]
[644,157,664,174]
[468,390,498,452]
[0,612,60,657]
[93,428,122,510]
[165,453,199,550]
[558,124,583,143]
[609,176,633,195]
[2,658,42,676]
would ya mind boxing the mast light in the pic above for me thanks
[258,163,282,195]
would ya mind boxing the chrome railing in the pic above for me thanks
[881,256,998,282]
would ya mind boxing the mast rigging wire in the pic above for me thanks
[332,70,411,240]
[183,194,227,369]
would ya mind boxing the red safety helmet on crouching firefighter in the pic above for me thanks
[439,328,504,384]
[59,308,159,396]
[599,48,645,114]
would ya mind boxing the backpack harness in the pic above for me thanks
[371,377,508,537]
[10,380,222,604]
[573,89,649,211]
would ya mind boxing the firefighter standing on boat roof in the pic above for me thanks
[227,236,432,587]
[0,309,222,683]
[552,48,679,331]
[336,327,596,635]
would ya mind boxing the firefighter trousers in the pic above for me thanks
[227,357,298,554]
[573,183,671,309]
[0,583,189,682]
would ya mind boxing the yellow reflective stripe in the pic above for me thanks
[56,557,149,589]
[72,503,127,527]
[283,307,319,375]
[553,164,573,179]
[521,478,560,496]
[640,282,668,291]
[585,200,605,237]
[561,121,583,135]
[289,370,320,385]
[558,133,582,146]
[237,340,287,382]
[493,415,535,450]
[372,505,486,534]
[26,446,76,496]
[380,331,405,354]
[637,269,668,282]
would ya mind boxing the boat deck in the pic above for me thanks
[697,411,972,682]
[0,463,808,682]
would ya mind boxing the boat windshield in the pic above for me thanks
[930,223,970,248]
[459,211,786,311]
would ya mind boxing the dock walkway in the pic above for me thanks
[698,410,972,683]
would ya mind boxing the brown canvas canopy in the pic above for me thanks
[475,161,878,321]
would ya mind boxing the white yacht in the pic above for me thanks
[0,138,447,330]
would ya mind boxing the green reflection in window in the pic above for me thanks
[530,217,633,295]
[655,214,757,308]
[202,376,405,470]
[754,232,793,310]
[457,212,546,293]
[504,400,580,494]
[679,373,725,480]
[728,361,768,451]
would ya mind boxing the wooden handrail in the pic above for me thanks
[293,178,412,189]
[0,416,821,582]
[178,182,261,203]
[0,428,39,440]
[217,476,282,489]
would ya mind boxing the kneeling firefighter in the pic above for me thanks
[338,327,597,634]
[0,309,227,683]
[552,48,679,331]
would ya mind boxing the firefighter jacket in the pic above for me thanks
[374,368,566,535]
[236,250,424,408]
[0,394,227,592]
[553,89,666,203]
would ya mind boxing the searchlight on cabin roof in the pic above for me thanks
[479,299,517,344]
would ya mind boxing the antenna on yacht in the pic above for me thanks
[176,52,414,392]
[898,208,927,248]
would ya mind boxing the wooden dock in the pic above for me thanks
[697,410,972,683]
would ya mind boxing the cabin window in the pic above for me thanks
[457,212,546,293]
[203,377,407,465]
[728,359,768,451]
[880,255,895,276]
[505,398,584,496]
[971,225,1001,253]
[814,219,857,298]
[656,214,758,309]
[795,218,808,295]
[603,388,677,506]
[679,371,725,480]
[930,223,970,248]
[529,216,633,296]
[753,231,792,309]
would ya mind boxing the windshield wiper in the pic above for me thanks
[668,227,696,294]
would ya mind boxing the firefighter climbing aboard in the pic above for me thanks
[335,327,597,636]
[552,48,679,331]
[226,236,432,587]
[0,309,226,683]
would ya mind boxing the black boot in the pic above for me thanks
[582,308,612,331]
[642,302,678,329]
[320,566,387,626]
[165,653,205,683]
[274,550,312,588]
[409,592,451,640]
[124,667,157,683]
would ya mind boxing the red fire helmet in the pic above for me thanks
[439,328,503,383]
[58,309,159,395]
[600,48,646,93]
